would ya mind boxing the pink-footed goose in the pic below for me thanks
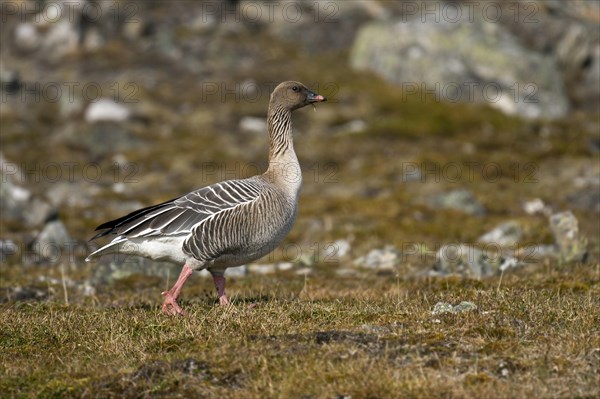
[86,81,327,315]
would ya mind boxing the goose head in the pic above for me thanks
[270,81,327,111]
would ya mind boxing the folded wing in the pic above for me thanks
[91,179,263,240]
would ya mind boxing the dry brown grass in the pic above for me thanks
[1,262,598,399]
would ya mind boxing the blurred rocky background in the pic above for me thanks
[1,0,598,297]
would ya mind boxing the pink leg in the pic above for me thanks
[161,264,193,316]
[211,273,230,306]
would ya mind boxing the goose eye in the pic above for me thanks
[292,86,299,92]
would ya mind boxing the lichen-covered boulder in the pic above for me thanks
[350,9,569,119]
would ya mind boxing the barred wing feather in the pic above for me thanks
[91,179,262,240]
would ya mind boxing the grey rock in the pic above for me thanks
[225,265,247,277]
[533,245,558,258]
[495,0,600,112]
[432,301,477,315]
[155,26,183,60]
[35,220,71,247]
[37,275,76,288]
[276,262,294,271]
[46,182,94,208]
[497,359,512,378]
[350,7,569,119]
[353,246,399,270]
[0,68,20,100]
[295,267,313,276]
[478,221,523,247]
[518,244,558,261]
[57,123,142,157]
[453,301,478,313]
[399,166,422,183]
[321,239,351,262]
[33,220,73,262]
[0,154,54,227]
[567,188,600,214]
[25,198,56,227]
[197,269,212,279]
[334,120,367,135]
[247,264,276,275]
[588,138,600,154]
[428,189,486,216]
[549,211,587,262]
[186,11,216,33]
[335,267,360,277]
[0,177,31,222]
[245,262,293,275]
[266,1,378,53]
[431,302,454,315]
[0,240,18,262]
[59,92,84,119]
[239,116,267,134]
[42,20,79,62]
[332,239,351,258]
[85,99,131,123]
[79,282,97,297]
[82,27,104,51]
[499,257,520,272]
[360,324,390,334]
[4,286,48,302]
[296,253,315,267]
[14,23,41,52]
[89,254,182,284]
[435,244,518,278]
[523,198,550,215]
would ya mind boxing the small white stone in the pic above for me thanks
[85,98,131,123]
[112,182,126,193]
[336,119,367,134]
[276,262,293,271]
[198,269,212,278]
[248,264,276,275]
[14,23,40,51]
[499,257,519,271]
[523,198,546,215]
[353,246,398,270]
[239,116,267,134]
[335,268,359,276]
[226,265,247,277]
[43,20,79,60]
[323,240,350,261]
[9,185,31,202]
[81,283,96,297]
[478,221,523,247]
[295,267,312,276]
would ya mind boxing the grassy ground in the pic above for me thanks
[1,261,598,398]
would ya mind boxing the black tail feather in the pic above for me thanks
[89,196,180,241]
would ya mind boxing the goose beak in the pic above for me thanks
[307,91,327,103]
